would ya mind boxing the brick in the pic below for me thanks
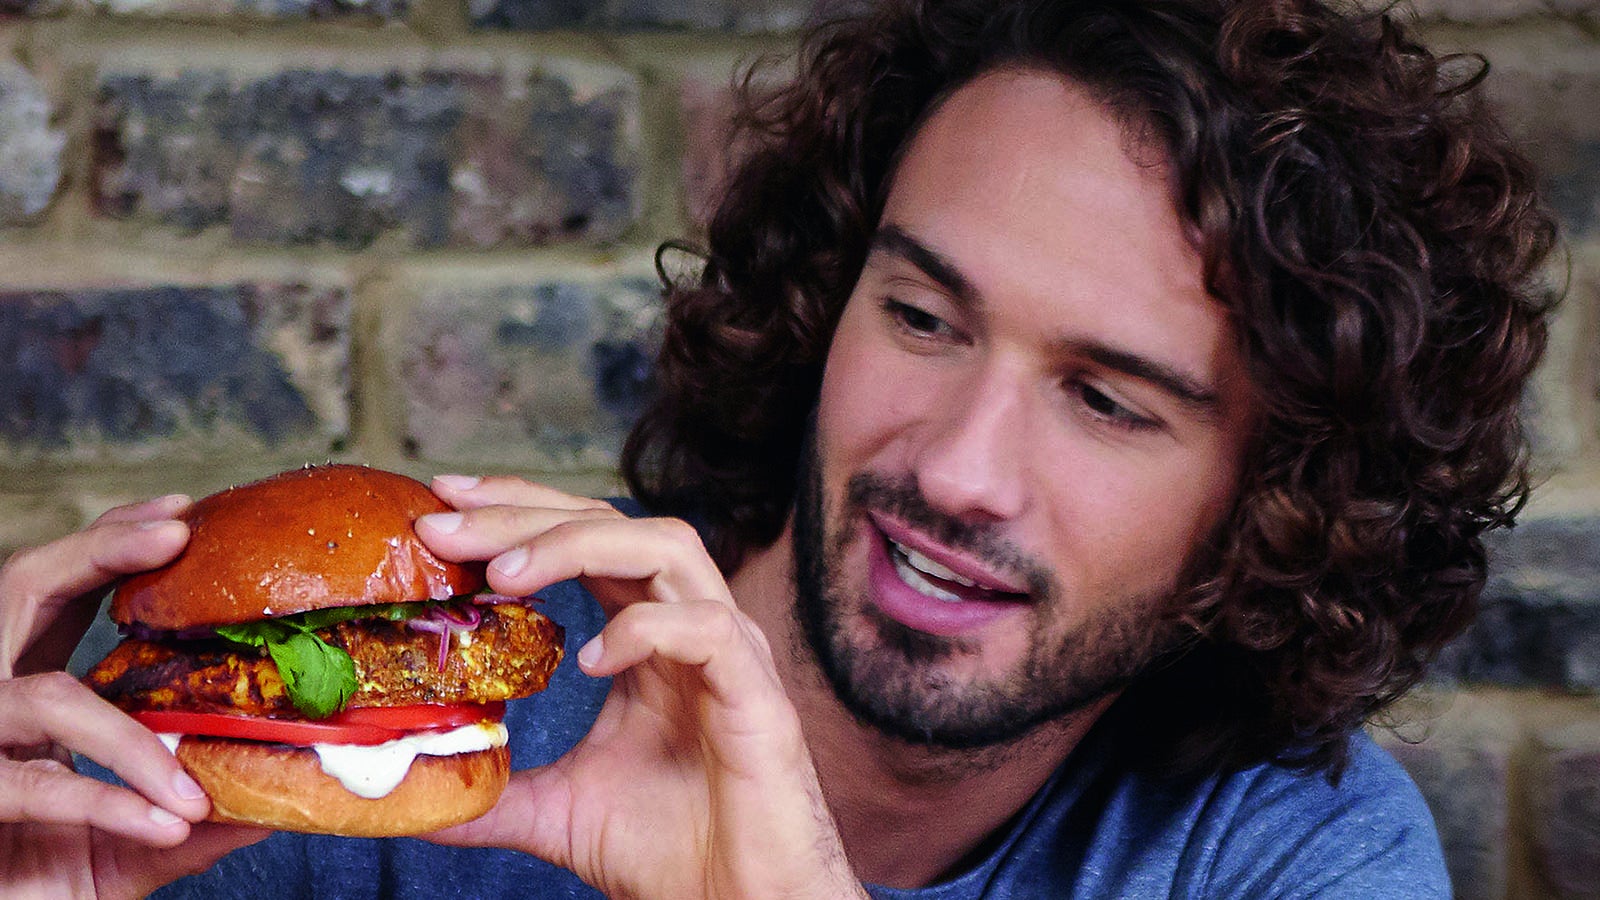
[1377,702,1514,900]
[0,0,62,15]
[0,61,65,224]
[1529,721,1600,898]
[0,494,83,561]
[680,76,743,227]
[0,283,350,462]
[85,0,407,20]
[1434,517,1600,691]
[93,67,639,248]
[470,0,815,32]
[396,277,659,468]
[1473,34,1600,236]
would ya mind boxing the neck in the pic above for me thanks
[728,534,1111,889]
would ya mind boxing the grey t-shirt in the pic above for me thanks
[136,573,1449,899]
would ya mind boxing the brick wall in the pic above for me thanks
[0,1,1596,897]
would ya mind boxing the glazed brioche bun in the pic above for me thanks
[101,464,540,837]
[175,738,511,837]
[113,463,484,629]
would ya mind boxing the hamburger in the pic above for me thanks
[84,464,564,837]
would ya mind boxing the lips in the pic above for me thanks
[863,512,1030,636]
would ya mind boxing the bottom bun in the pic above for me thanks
[174,737,511,837]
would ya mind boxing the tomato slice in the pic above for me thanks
[131,703,504,748]
[333,701,505,732]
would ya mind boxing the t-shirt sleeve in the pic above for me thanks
[1200,733,1451,899]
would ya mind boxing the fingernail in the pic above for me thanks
[137,519,183,532]
[578,634,604,668]
[148,806,184,827]
[434,474,481,491]
[418,512,463,535]
[173,771,205,800]
[491,547,529,578]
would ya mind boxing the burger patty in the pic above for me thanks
[85,603,563,718]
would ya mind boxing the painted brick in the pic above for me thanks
[1378,706,1514,900]
[1529,721,1600,899]
[86,0,407,20]
[396,277,659,468]
[1435,517,1600,691]
[0,283,349,462]
[93,67,639,248]
[470,0,815,32]
[0,61,65,225]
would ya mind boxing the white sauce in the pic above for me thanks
[312,722,508,799]
[157,733,181,754]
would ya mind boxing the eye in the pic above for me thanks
[1070,380,1160,431]
[883,298,959,341]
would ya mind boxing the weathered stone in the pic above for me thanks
[0,61,65,224]
[87,0,407,20]
[1435,517,1600,691]
[1529,721,1600,899]
[397,277,660,468]
[94,67,638,248]
[1377,703,1514,900]
[0,283,350,462]
[470,0,814,32]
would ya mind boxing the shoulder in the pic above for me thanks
[1196,731,1449,898]
[998,729,1449,899]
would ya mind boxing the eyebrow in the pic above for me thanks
[867,222,1225,418]
[870,224,981,309]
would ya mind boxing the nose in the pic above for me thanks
[911,363,1029,523]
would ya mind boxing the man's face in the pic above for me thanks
[793,69,1256,750]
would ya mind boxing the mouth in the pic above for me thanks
[886,538,1029,604]
[863,513,1031,636]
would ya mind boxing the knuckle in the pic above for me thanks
[692,599,741,643]
[21,670,86,709]
[650,516,704,548]
[0,544,44,589]
[17,756,73,779]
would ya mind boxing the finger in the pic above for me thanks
[1,519,189,674]
[415,503,623,566]
[0,674,210,826]
[430,474,614,514]
[0,757,200,848]
[423,767,573,863]
[89,493,193,529]
[578,601,793,748]
[108,823,272,896]
[482,516,732,612]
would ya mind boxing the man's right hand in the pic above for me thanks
[0,494,267,899]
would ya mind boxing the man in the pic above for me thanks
[0,0,1556,896]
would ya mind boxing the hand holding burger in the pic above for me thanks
[83,464,564,837]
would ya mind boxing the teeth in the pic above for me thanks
[894,542,978,587]
[891,550,963,602]
[888,540,983,602]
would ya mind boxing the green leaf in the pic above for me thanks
[215,619,298,648]
[265,631,357,719]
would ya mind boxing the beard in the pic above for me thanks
[790,429,1190,753]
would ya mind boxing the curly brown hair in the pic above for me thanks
[621,0,1559,776]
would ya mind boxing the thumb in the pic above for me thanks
[424,768,574,865]
[109,824,269,898]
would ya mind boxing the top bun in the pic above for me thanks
[113,465,485,630]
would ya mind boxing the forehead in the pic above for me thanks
[876,68,1229,374]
